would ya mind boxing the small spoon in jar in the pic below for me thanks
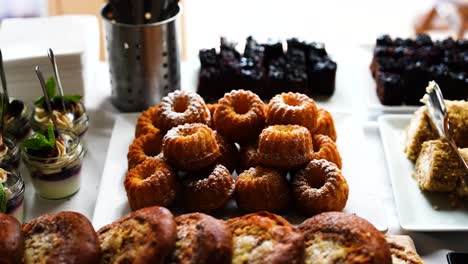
[47,49,75,122]
[0,49,10,149]
[35,66,63,141]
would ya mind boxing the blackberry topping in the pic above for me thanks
[7,100,24,118]
[415,34,432,46]
[376,34,393,46]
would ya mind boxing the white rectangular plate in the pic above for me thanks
[379,115,468,231]
[93,112,387,231]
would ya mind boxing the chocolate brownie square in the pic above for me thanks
[376,72,405,105]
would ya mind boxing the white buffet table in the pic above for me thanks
[21,55,467,264]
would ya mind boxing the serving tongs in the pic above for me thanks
[423,81,468,174]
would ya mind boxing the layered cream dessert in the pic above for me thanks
[4,99,32,140]
[0,168,25,223]
[33,100,88,137]
[0,137,20,171]
[22,127,84,199]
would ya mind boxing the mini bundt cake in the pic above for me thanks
[127,131,163,169]
[314,108,337,141]
[235,166,290,212]
[292,159,349,215]
[98,206,177,264]
[311,134,342,169]
[182,164,235,212]
[0,213,23,264]
[299,212,392,264]
[207,103,218,128]
[168,213,233,264]
[124,156,179,210]
[257,125,313,169]
[158,90,211,133]
[213,90,266,143]
[163,123,221,171]
[135,105,161,137]
[266,92,318,133]
[238,143,260,173]
[22,212,100,264]
[227,211,305,264]
[214,131,240,173]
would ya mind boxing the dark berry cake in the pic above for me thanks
[371,34,468,105]
[197,36,337,101]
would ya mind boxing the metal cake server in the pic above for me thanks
[423,81,468,173]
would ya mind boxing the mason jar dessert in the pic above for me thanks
[4,99,33,140]
[31,77,88,137]
[0,168,25,223]
[22,125,84,199]
[0,137,20,171]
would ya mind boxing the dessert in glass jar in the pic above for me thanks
[0,137,20,171]
[3,98,32,140]
[31,77,88,137]
[0,168,25,223]
[22,125,84,199]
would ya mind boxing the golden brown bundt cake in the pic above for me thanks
[235,166,290,212]
[168,213,233,264]
[135,105,161,137]
[158,90,211,133]
[299,212,392,264]
[127,131,163,169]
[0,213,23,264]
[163,123,221,171]
[311,134,342,169]
[124,156,179,210]
[182,164,235,212]
[214,131,239,173]
[207,103,218,128]
[22,212,100,264]
[257,125,313,169]
[314,108,337,141]
[213,90,266,143]
[238,143,260,173]
[292,159,349,216]
[98,206,177,264]
[266,92,318,133]
[227,211,305,264]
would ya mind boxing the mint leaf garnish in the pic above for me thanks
[60,95,82,102]
[46,77,56,99]
[22,125,56,151]
[0,182,7,213]
[34,76,56,106]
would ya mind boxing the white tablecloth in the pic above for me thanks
[22,60,466,264]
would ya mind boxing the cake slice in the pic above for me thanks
[454,148,468,200]
[414,140,465,192]
[385,235,423,264]
[404,107,438,162]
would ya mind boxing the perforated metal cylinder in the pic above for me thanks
[101,4,181,112]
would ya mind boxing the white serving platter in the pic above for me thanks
[93,112,388,231]
[378,115,468,231]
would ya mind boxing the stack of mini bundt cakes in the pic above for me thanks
[125,89,348,216]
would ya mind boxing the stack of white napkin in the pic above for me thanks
[0,15,99,103]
